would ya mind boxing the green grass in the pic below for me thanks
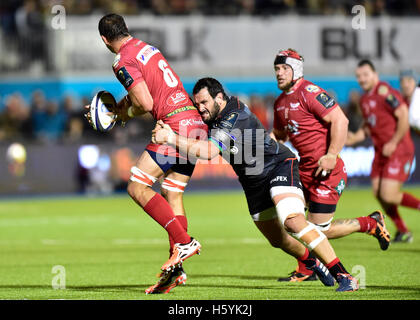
[0,187,419,300]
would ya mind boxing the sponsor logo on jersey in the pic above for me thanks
[367,114,376,127]
[290,102,300,109]
[180,119,205,127]
[388,166,400,175]
[316,92,335,109]
[276,106,285,111]
[136,44,160,65]
[116,66,134,89]
[270,176,288,184]
[335,179,346,195]
[378,85,389,96]
[305,85,320,93]
[369,100,376,108]
[287,119,300,135]
[316,188,331,197]
[167,90,187,107]
[220,112,239,129]
[385,94,400,109]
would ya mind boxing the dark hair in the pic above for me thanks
[98,14,129,42]
[192,77,228,100]
[357,59,376,71]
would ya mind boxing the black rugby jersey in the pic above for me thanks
[208,96,296,188]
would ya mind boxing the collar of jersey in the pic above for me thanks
[285,78,305,95]
[118,36,134,52]
[217,96,240,120]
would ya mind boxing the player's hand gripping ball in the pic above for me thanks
[87,91,117,132]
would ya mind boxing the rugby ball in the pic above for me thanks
[90,91,117,132]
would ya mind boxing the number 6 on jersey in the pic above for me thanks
[158,59,178,88]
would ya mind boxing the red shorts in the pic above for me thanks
[371,147,414,182]
[299,157,348,205]
[146,108,208,159]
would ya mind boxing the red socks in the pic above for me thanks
[297,248,313,275]
[169,215,188,256]
[386,205,409,233]
[326,257,349,279]
[401,193,420,210]
[356,216,377,233]
[143,193,191,245]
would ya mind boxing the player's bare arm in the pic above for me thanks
[111,81,153,123]
[153,120,220,160]
[315,107,349,177]
[346,123,369,146]
[270,127,289,143]
[382,104,410,157]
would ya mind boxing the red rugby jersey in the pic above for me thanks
[112,37,192,120]
[273,79,339,170]
[359,81,414,154]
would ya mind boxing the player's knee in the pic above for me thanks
[127,180,149,202]
[283,214,303,234]
[127,166,158,201]
[161,188,183,205]
[275,196,306,231]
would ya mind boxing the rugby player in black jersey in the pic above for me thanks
[152,77,359,292]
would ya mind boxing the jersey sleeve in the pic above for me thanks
[304,89,338,119]
[386,87,406,110]
[113,54,144,92]
[208,112,240,153]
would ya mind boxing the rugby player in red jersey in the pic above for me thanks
[271,50,390,283]
[347,60,420,243]
[85,14,207,294]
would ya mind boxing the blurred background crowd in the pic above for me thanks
[0,88,364,146]
[0,0,418,195]
[1,0,419,18]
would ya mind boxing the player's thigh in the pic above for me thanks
[253,208,290,248]
[133,150,165,178]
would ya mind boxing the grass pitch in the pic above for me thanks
[0,188,419,300]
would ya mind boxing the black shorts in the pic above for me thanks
[242,157,302,215]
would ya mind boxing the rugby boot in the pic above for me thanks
[277,268,317,282]
[145,265,187,294]
[368,210,390,250]
[336,273,359,292]
[392,231,413,243]
[161,237,201,272]
[309,259,335,286]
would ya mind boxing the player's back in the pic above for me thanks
[113,37,192,120]
[210,96,296,185]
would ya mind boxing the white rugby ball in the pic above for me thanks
[90,91,117,132]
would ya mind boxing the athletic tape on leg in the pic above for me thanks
[314,217,333,232]
[275,196,306,226]
[130,166,158,187]
[292,222,326,251]
[161,177,187,193]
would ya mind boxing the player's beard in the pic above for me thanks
[202,101,221,124]
[278,78,294,92]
